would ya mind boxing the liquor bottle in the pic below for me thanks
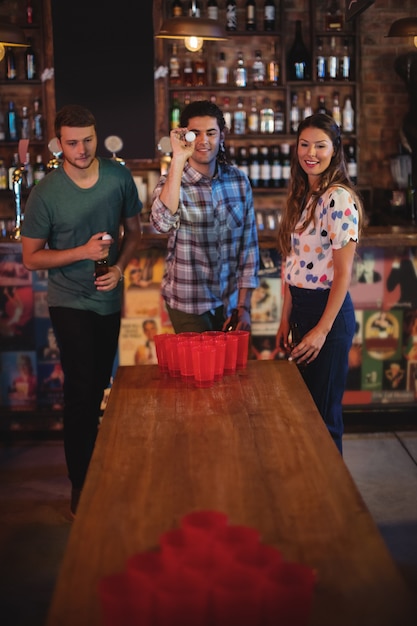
[0,98,5,141]
[6,101,18,141]
[25,38,37,80]
[194,48,207,86]
[223,96,232,131]
[346,144,357,185]
[206,0,218,20]
[406,174,416,224]
[248,96,259,133]
[342,97,354,133]
[316,38,326,82]
[303,90,313,119]
[249,146,260,188]
[233,51,247,88]
[225,0,237,32]
[274,100,285,133]
[0,159,7,190]
[327,36,338,81]
[32,98,44,140]
[280,143,291,188]
[245,0,256,32]
[24,152,33,188]
[188,0,201,17]
[182,55,195,87]
[340,38,351,81]
[252,49,266,87]
[331,91,341,127]
[26,0,33,24]
[33,154,47,184]
[21,106,30,140]
[5,47,17,80]
[259,146,271,188]
[264,0,276,32]
[169,44,182,86]
[270,146,282,187]
[290,92,300,134]
[266,44,279,86]
[316,95,329,115]
[228,144,237,166]
[216,52,229,85]
[325,0,343,31]
[225,308,239,332]
[171,0,183,16]
[95,234,112,277]
[287,20,311,81]
[237,146,249,177]
[259,97,274,134]
[170,93,181,130]
[233,97,246,135]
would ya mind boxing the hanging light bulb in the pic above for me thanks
[156,17,227,53]
[184,36,203,52]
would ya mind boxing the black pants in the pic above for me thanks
[166,303,225,333]
[49,307,120,489]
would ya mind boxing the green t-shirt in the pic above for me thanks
[21,157,142,314]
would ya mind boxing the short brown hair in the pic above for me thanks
[55,104,96,139]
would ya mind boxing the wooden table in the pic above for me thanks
[46,361,416,626]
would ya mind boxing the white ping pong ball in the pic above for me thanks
[185,131,196,142]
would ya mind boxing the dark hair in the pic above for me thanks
[179,99,228,165]
[277,113,363,256]
[54,104,97,139]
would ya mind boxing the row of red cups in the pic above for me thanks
[154,331,250,387]
[98,510,316,626]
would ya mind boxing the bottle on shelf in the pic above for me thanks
[249,145,260,188]
[346,144,357,185]
[168,43,182,86]
[290,92,300,134]
[327,36,338,81]
[216,51,229,85]
[270,146,282,188]
[252,49,266,87]
[259,97,274,134]
[280,143,291,188]
[6,101,18,142]
[33,154,47,185]
[0,158,7,190]
[225,0,237,32]
[188,0,201,17]
[331,91,341,127]
[237,146,249,177]
[325,0,344,32]
[21,106,31,140]
[266,43,279,86]
[194,48,208,86]
[182,54,195,87]
[233,51,247,88]
[303,89,313,119]
[287,20,311,81]
[170,93,181,130]
[0,98,5,141]
[406,174,416,224]
[263,0,276,32]
[259,146,271,188]
[340,38,352,81]
[228,144,237,166]
[206,0,218,20]
[248,96,259,133]
[342,97,354,133]
[316,38,326,82]
[26,0,34,24]
[24,152,33,189]
[171,0,183,17]
[32,98,44,140]
[222,96,232,131]
[5,47,17,80]
[8,153,19,190]
[233,97,247,135]
[274,100,285,133]
[245,0,256,32]
[316,95,329,115]
[25,38,37,80]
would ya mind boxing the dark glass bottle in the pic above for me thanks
[245,0,256,32]
[25,38,37,80]
[287,20,311,81]
[225,308,239,332]
[264,0,275,31]
[225,0,237,31]
[6,101,18,141]
[207,0,219,20]
[95,234,111,277]
[171,0,183,17]
[170,93,181,129]
[5,47,17,80]
[406,174,416,224]
[346,144,358,185]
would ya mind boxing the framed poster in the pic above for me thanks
[346,0,375,22]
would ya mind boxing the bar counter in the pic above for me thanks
[46,361,416,626]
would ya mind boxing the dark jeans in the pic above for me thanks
[289,286,356,455]
[49,307,120,489]
[166,303,225,333]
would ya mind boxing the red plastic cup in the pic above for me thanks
[177,337,199,381]
[228,330,250,369]
[125,551,164,624]
[180,510,229,569]
[192,343,216,388]
[223,333,239,375]
[213,335,226,381]
[165,335,181,378]
[153,568,210,626]
[261,561,316,626]
[211,560,263,626]
[154,333,170,373]
[97,571,136,626]
[159,527,188,573]
[213,524,261,565]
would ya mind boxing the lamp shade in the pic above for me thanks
[0,21,28,61]
[386,17,417,38]
[156,17,227,42]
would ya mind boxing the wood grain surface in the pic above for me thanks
[46,361,416,626]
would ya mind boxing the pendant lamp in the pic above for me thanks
[386,17,417,48]
[0,22,28,61]
[156,16,227,52]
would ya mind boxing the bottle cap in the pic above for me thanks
[185,131,196,142]
[102,233,112,240]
